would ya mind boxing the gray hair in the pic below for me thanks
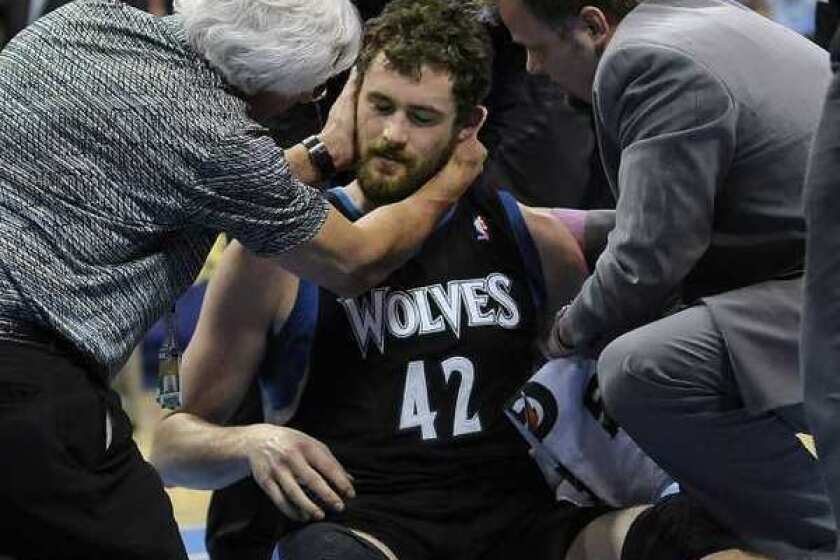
[174,0,362,96]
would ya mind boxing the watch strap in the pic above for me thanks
[302,135,336,180]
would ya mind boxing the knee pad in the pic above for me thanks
[277,522,387,560]
[621,493,744,560]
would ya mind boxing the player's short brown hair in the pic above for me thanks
[356,0,493,126]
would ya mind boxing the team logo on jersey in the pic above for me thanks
[506,381,557,441]
[339,273,521,358]
[473,215,490,241]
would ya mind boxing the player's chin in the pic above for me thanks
[367,181,418,206]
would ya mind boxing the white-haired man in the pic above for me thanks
[0,1,485,558]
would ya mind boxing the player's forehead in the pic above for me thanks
[360,53,456,115]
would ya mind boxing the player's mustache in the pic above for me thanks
[367,143,412,165]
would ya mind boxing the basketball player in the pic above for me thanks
[151,2,756,558]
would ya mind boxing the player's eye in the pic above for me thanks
[409,109,439,126]
[370,98,395,115]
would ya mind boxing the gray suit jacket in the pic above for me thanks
[565,0,832,412]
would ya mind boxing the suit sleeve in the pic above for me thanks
[564,44,738,351]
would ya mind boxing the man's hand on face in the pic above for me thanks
[418,107,489,205]
[244,424,355,522]
[320,68,361,172]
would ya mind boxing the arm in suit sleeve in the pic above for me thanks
[561,44,738,352]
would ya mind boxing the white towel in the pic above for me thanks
[505,358,676,508]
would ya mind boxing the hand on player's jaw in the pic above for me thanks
[318,67,361,172]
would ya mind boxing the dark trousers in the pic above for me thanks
[0,341,186,559]
[598,306,836,558]
[803,55,840,557]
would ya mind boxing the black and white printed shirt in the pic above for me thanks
[0,0,329,374]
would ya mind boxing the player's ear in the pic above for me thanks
[456,105,488,142]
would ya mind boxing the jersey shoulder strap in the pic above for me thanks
[326,187,362,222]
[466,173,547,312]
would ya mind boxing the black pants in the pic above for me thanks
[0,341,186,559]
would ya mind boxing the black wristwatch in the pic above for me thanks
[301,135,337,180]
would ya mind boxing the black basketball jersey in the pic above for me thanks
[259,176,550,518]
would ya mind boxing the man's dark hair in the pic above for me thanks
[520,0,638,28]
[356,0,493,126]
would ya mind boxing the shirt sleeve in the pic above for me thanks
[564,44,738,351]
[184,128,330,257]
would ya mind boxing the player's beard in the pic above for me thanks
[355,134,457,206]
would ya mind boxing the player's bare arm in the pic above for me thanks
[536,208,616,270]
[150,241,295,485]
[518,204,589,330]
[150,242,354,522]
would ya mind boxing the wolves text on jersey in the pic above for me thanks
[339,273,521,358]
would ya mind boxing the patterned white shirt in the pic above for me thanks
[0,0,329,373]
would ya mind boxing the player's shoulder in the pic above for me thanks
[515,204,589,309]
[518,205,585,267]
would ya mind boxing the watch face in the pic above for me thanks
[302,135,321,149]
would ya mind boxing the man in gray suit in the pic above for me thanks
[499,0,836,556]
